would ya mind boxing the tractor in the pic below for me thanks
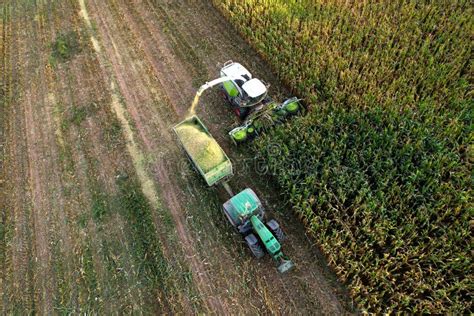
[223,188,294,273]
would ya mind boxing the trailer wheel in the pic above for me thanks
[266,219,286,242]
[245,233,264,259]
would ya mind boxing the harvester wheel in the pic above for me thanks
[235,107,249,120]
[245,233,264,259]
[266,219,286,242]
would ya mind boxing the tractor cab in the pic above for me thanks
[222,188,294,272]
[222,188,264,234]
[220,61,268,112]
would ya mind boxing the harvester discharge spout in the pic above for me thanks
[196,76,238,97]
[189,76,242,115]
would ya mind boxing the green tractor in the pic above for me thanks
[222,188,294,273]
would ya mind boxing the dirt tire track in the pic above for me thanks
[2,2,37,312]
[82,0,227,312]
[78,1,185,313]
[42,1,96,307]
[59,1,166,311]
[7,1,56,313]
[153,163,227,314]
[119,0,193,116]
[0,4,8,308]
[21,1,68,311]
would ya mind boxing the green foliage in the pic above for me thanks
[91,190,108,223]
[102,118,123,149]
[213,0,473,313]
[69,102,99,126]
[50,31,81,64]
[255,105,472,312]
[69,106,88,126]
[81,243,100,311]
[115,177,171,291]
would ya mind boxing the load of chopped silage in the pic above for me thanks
[176,123,225,172]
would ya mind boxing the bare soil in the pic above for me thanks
[0,0,355,314]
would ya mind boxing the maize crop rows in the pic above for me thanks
[212,0,473,313]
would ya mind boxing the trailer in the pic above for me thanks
[173,115,233,187]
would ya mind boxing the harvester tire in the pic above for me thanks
[236,107,250,120]
[267,219,286,242]
[245,234,264,259]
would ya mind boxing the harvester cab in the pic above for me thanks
[219,60,269,118]
[222,188,295,273]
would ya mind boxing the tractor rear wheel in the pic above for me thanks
[245,233,264,259]
[266,219,286,242]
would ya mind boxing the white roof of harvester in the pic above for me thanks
[242,79,267,98]
[221,62,252,80]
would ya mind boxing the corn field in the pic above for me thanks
[212,0,473,313]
